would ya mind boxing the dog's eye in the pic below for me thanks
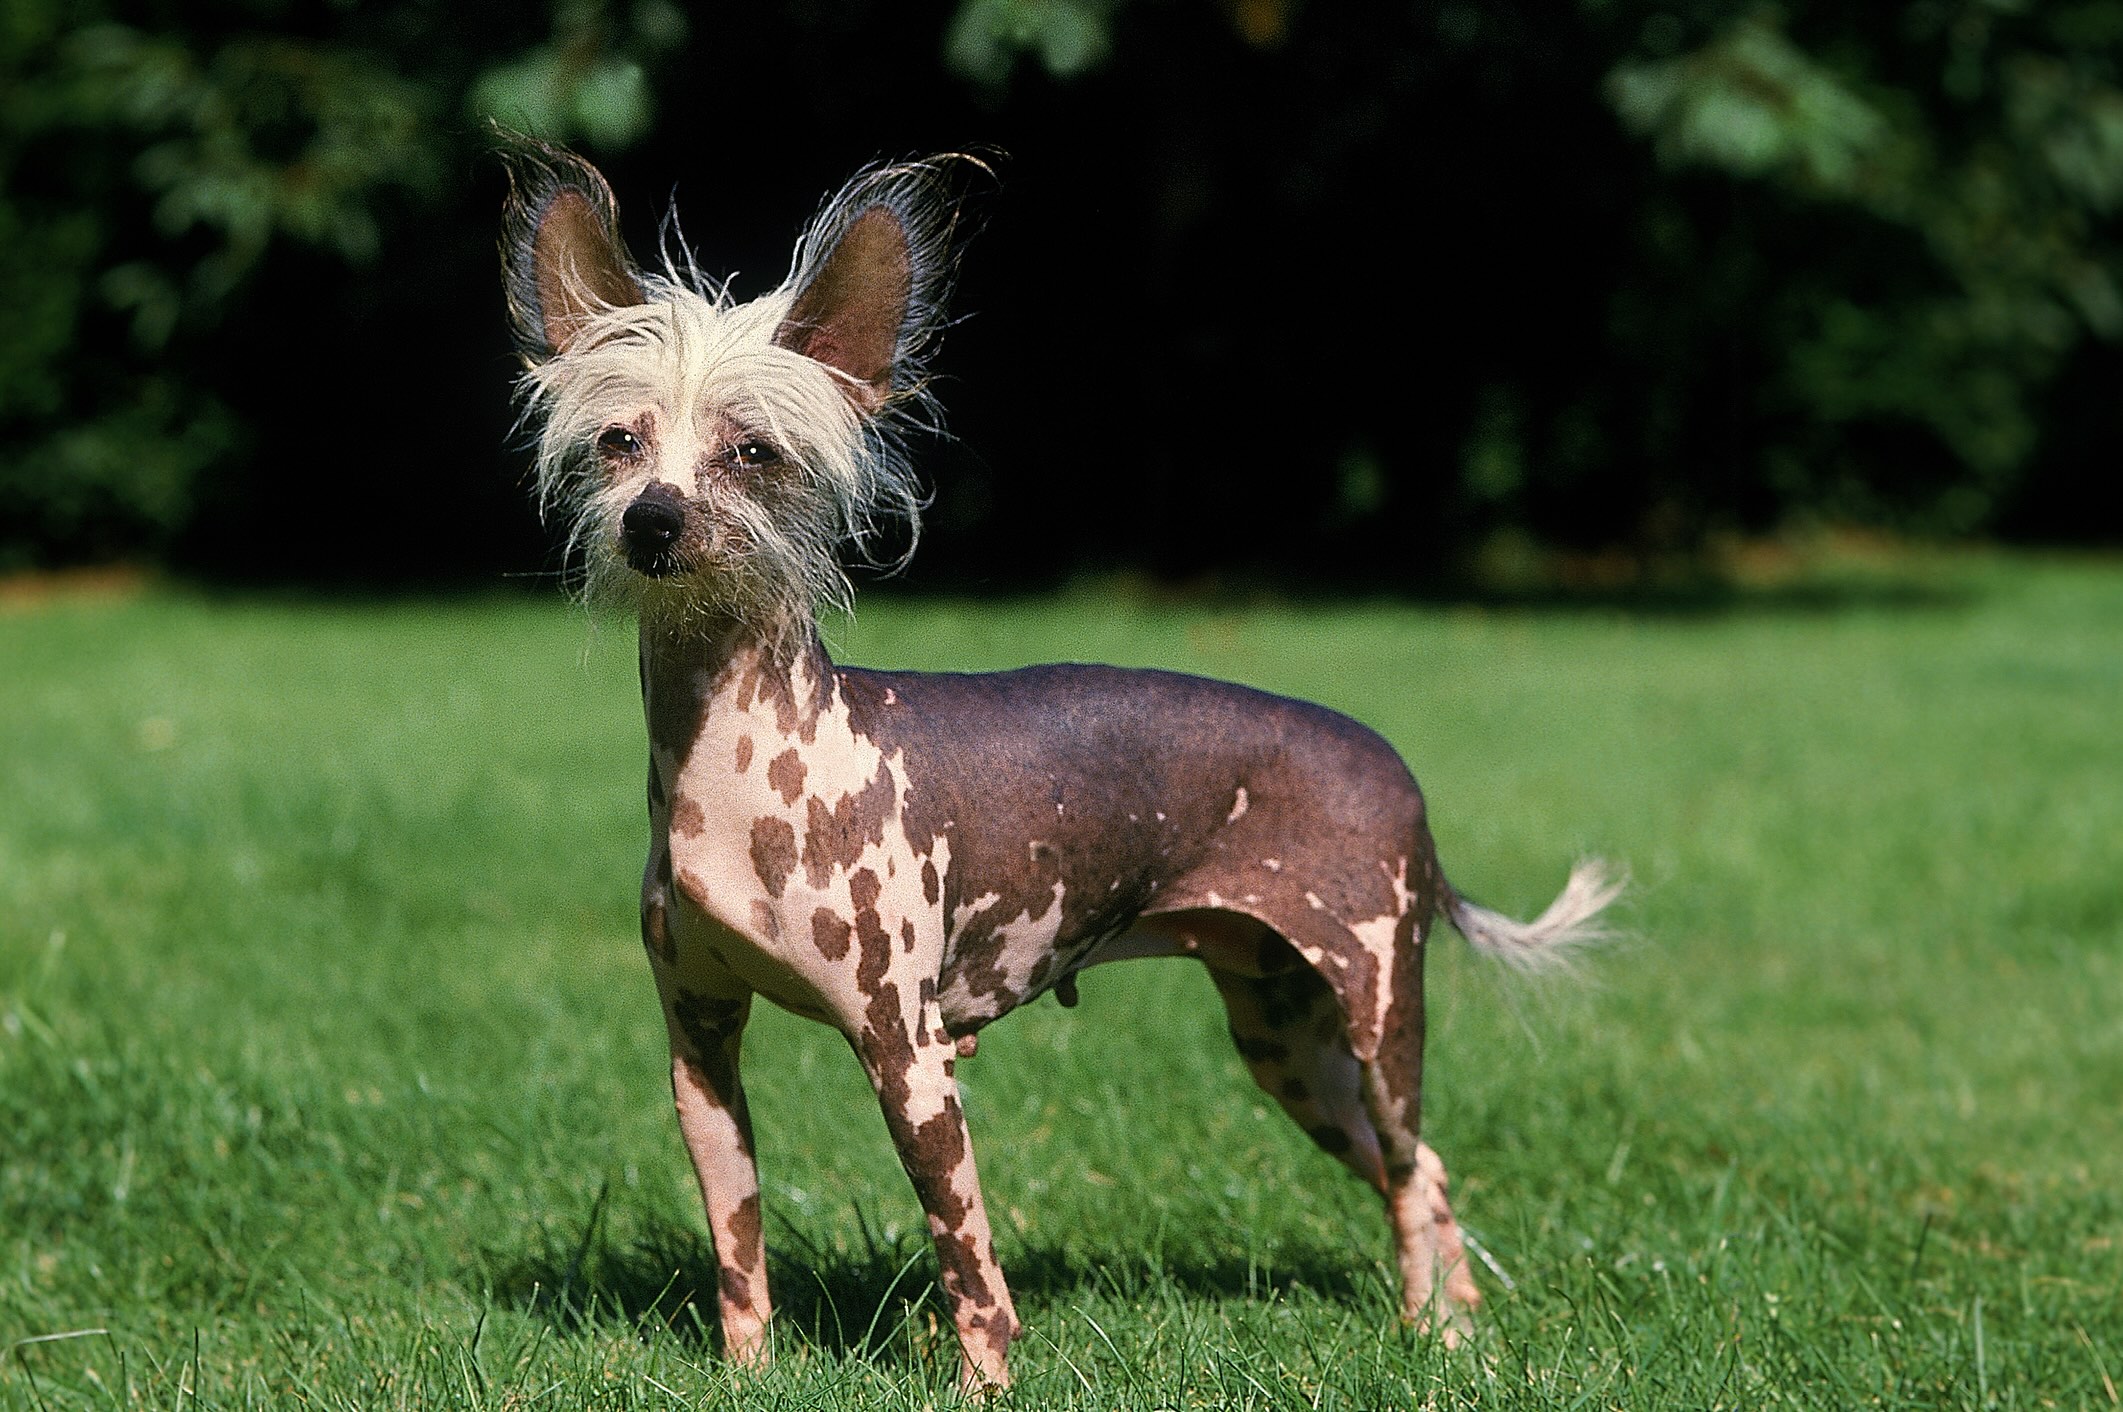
[597,426,644,459]
[730,439,781,469]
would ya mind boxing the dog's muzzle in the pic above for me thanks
[621,486,687,576]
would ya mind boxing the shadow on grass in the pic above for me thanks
[486,1191,1373,1364]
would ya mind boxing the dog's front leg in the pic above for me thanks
[659,980,773,1364]
[853,1006,1019,1392]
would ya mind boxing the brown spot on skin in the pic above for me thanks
[670,797,706,837]
[641,652,709,760]
[812,906,852,960]
[854,876,916,1114]
[732,649,831,744]
[802,763,896,888]
[674,1046,754,1148]
[965,1302,1021,1342]
[767,748,806,805]
[671,1005,758,1208]
[933,1224,994,1306]
[922,858,940,906]
[1256,974,1319,1032]
[642,899,676,967]
[854,889,897,993]
[734,735,754,773]
[673,991,746,1056]
[862,982,911,1113]
[951,939,1024,1012]
[910,1105,973,1231]
[1255,928,1302,975]
[671,992,751,1140]
[750,816,798,897]
[726,1192,764,1275]
[901,917,917,953]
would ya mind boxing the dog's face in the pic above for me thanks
[498,139,968,636]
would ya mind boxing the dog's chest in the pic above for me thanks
[648,662,952,1022]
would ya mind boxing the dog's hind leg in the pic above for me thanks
[1381,1137,1480,1340]
[1201,911,1477,1340]
[1359,910,1480,1340]
[1208,956,1390,1191]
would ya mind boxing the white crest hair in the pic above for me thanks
[505,148,981,643]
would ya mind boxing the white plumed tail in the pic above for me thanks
[1440,859,1624,972]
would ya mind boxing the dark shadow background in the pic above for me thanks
[4,1,2119,593]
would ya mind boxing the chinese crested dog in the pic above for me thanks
[498,137,1618,1391]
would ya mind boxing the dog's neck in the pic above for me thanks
[636,606,834,762]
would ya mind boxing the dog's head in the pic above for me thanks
[498,135,977,642]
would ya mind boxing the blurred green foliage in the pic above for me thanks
[467,0,686,150]
[946,0,1129,86]
[1608,5,2123,532]
[1,0,440,564]
[1,1,2116,580]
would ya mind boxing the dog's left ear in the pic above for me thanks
[775,155,987,413]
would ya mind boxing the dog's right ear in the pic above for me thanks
[498,132,645,364]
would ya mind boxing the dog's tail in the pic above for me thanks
[1437,858,1623,972]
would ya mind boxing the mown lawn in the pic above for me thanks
[3,552,2119,1409]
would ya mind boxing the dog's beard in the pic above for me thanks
[572,495,844,656]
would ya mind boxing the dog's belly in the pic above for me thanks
[932,896,1110,1030]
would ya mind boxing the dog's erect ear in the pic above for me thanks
[776,209,911,409]
[497,132,645,363]
[775,155,986,412]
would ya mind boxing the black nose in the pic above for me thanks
[622,494,685,552]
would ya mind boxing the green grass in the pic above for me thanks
[4,552,2120,1409]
